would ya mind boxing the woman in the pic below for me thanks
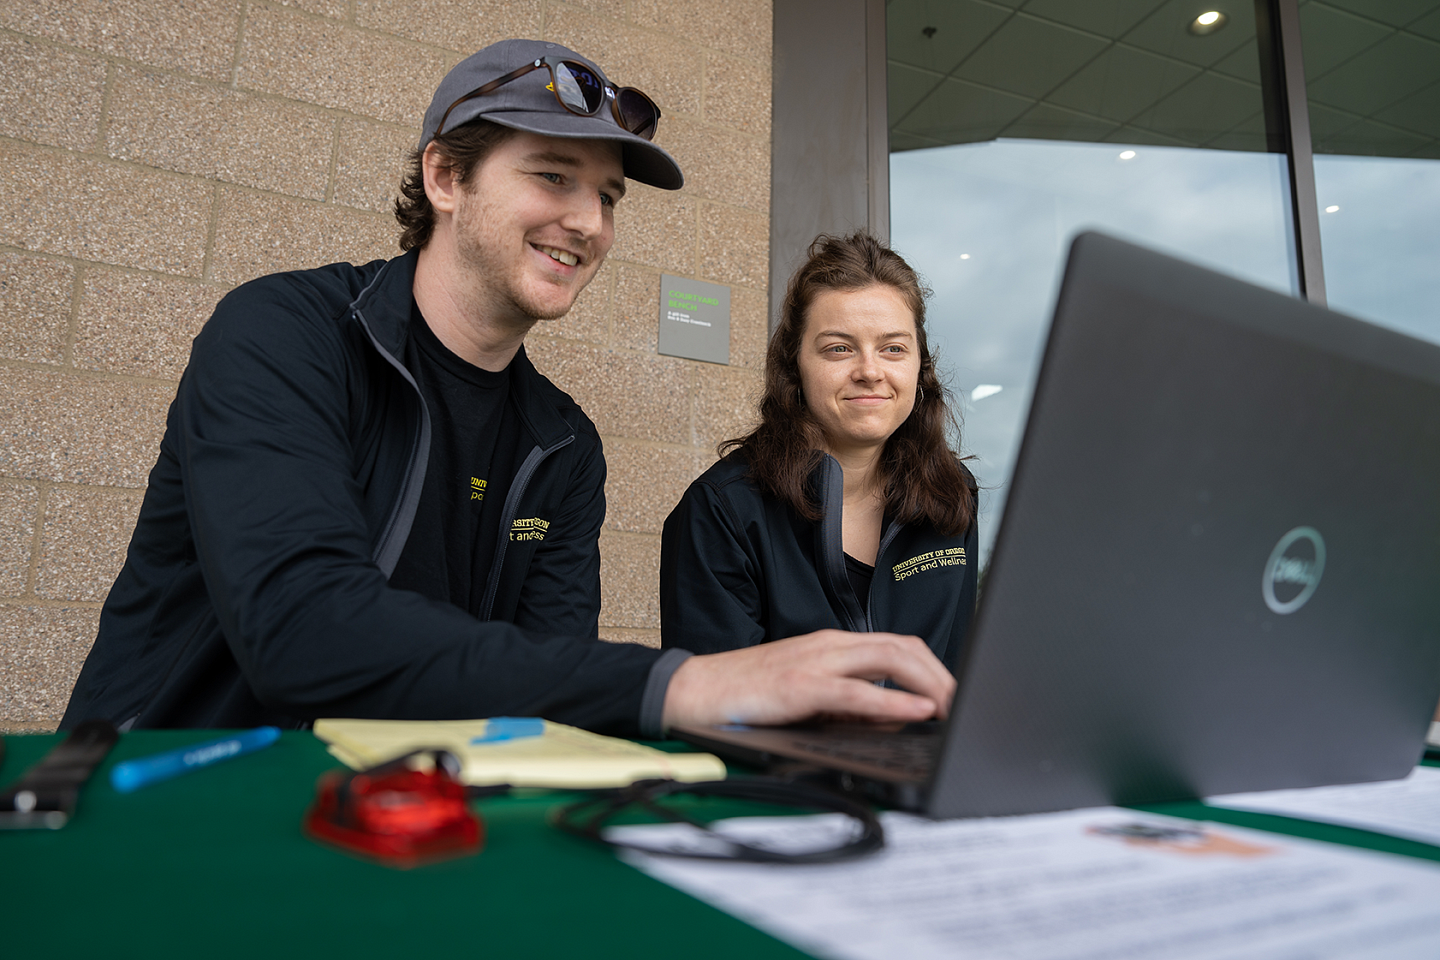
[660,232,978,670]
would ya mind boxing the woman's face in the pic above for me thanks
[796,284,921,457]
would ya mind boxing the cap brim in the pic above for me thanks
[485,108,684,191]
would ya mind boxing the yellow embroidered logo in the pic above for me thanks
[470,477,487,502]
[892,547,967,581]
[510,517,551,542]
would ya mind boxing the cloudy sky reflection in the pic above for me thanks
[1314,155,1440,344]
[891,138,1296,564]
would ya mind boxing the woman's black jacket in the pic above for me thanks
[659,453,978,672]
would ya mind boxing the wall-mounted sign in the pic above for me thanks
[658,275,730,365]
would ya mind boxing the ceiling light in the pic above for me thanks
[1119,150,1137,160]
[971,384,1003,402]
[1325,205,1340,213]
[1188,11,1228,34]
[960,253,971,260]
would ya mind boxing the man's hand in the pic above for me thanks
[661,630,956,729]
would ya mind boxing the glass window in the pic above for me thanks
[888,0,1297,564]
[1301,0,1440,341]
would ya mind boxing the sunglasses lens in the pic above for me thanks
[555,61,606,114]
[614,87,660,140]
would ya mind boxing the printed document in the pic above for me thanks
[1209,765,1440,847]
[612,807,1440,960]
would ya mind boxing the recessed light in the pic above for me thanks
[1188,10,1228,34]
[971,384,1003,402]
[1119,150,1137,160]
[960,253,971,260]
[1325,205,1340,213]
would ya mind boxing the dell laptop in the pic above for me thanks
[674,231,1440,819]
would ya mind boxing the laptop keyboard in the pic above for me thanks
[789,733,940,778]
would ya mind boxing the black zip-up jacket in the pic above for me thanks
[62,251,670,734]
[659,453,978,671]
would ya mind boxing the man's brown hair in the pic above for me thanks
[394,119,518,250]
[721,231,977,536]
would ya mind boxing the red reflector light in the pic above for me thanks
[304,764,483,868]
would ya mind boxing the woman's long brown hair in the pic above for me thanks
[720,232,976,536]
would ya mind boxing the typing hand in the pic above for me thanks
[661,630,955,730]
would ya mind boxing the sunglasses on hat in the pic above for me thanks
[436,56,661,142]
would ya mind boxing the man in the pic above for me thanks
[61,39,953,736]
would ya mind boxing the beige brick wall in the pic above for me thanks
[0,0,772,730]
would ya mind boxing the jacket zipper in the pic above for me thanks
[864,520,906,632]
[817,456,867,632]
[817,454,906,633]
[477,434,575,621]
[352,304,433,578]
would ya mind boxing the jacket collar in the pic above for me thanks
[505,345,572,448]
[348,249,573,448]
[348,248,417,360]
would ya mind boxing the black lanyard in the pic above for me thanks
[553,776,885,864]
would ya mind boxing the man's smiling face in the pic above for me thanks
[452,129,625,324]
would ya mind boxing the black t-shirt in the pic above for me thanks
[388,304,526,616]
[844,553,875,614]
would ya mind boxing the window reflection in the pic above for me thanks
[892,141,1292,563]
[1301,0,1440,338]
[887,0,1296,565]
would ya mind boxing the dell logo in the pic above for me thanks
[1262,526,1326,615]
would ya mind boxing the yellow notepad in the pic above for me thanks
[313,718,726,788]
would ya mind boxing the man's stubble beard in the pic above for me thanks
[452,190,594,327]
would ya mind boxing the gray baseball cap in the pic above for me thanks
[419,39,683,191]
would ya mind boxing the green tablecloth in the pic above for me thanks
[2,730,1436,957]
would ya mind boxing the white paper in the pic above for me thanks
[1209,766,1440,847]
[611,808,1440,960]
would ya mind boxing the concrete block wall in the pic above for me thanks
[0,0,772,730]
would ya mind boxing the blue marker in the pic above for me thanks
[110,727,281,793]
[470,717,545,744]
